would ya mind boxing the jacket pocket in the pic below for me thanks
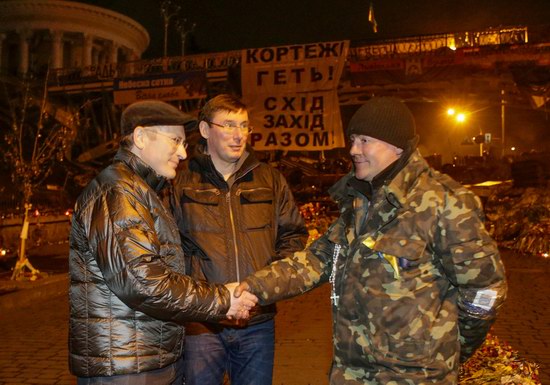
[373,331,432,366]
[449,239,494,264]
[373,236,427,261]
[181,188,220,205]
[347,315,432,368]
[372,236,427,271]
[180,188,224,232]
[237,188,273,231]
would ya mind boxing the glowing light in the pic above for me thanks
[542,252,549,258]
[447,37,457,51]
[511,147,516,151]
[447,108,456,116]
[456,113,466,122]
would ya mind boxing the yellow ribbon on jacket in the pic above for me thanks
[362,237,400,279]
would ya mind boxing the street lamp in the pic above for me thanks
[447,107,466,123]
[446,107,484,157]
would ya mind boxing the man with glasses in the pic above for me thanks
[170,94,308,385]
[69,100,257,385]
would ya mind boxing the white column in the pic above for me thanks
[130,49,139,61]
[68,40,78,67]
[97,49,106,66]
[18,29,32,75]
[82,33,93,67]
[92,46,99,66]
[109,42,119,64]
[50,30,64,69]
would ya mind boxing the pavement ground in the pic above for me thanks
[0,247,548,385]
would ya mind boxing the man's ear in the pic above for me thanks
[133,126,146,149]
[198,121,210,139]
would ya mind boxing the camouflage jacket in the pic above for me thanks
[244,150,507,385]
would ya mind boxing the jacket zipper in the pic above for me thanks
[226,191,240,282]
[236,187,272,194]
[227,164,262,282]
[182,187,220,194]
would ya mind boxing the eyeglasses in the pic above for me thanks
[206,120,253,134]
[143,128,188,150]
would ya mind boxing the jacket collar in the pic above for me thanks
[383,149,429,207]
[190,138,260,184]
[113,146,167,192]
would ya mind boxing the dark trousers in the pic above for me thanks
[182,319,275,385]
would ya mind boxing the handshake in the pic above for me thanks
[224,281,255,320]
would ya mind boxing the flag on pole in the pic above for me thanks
[368,2,378,33]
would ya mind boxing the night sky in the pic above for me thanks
[79,0,550,58]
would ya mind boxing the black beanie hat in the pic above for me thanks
[347,97,417,149]
[120,100,196,136]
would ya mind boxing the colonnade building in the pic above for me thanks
[0,0,149,77]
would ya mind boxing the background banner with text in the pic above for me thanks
[242,41,349,151]
[113,71,206,105]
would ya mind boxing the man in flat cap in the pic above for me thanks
[237,97,507,384]
[68,100,257,385]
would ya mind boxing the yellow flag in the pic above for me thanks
[368,2,378,33]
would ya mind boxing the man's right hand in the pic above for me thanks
[224,282,257,320]
[233,281,251,299]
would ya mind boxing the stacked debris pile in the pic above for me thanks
[485,186,549,257]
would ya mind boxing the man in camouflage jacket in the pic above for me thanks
[238,97,507,384]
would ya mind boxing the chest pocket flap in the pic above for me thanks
[238,188,273,204]
[372,236,427,262]
[181,188,220,205]
[238,188,273,230]
[180,188,223,233]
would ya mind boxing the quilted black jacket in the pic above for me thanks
[69,146,231,377]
